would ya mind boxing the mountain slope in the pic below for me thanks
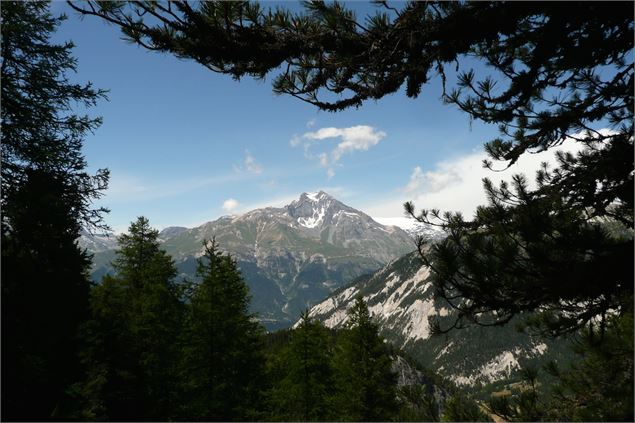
[305,251,571,388]
[83,191,415,330]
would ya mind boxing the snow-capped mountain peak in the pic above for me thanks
[82,191,415,329]
[303,191,330,202]
[287,191,342,229]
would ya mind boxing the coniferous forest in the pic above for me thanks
[1,1,633,422]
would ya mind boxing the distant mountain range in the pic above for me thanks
[304,251,572,389]
[81,191,416,330]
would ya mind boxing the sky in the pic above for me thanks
[51,1,583,234]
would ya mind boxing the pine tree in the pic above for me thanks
[332,296,398,422]
[268,310,333,421]
[70,0,633,338]
[1,1,108,419]
[488,313,634,423]
[544,312,634,422]
[78,217,184,420]
[177,238,265,421]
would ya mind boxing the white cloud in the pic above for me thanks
[403,165,461,194]
[365,132,608,220]
[222,198,240,213]
[303,125,387,164]
[240,194,302,212]
[403,166,423,194]
[235,151,263,174]
[244,151,263,174]
[289,135,301,147]
[318,152,329,167]
[306,118,317,128]
[293,125,387,179]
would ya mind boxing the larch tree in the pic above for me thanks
[268,310,334,421]
[332,295,398,421]
[78,217,184,420]
[1,1,108,419]
[177,238,265,421]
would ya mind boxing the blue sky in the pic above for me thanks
[52,1,575,233]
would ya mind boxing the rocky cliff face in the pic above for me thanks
[304,251,571,387]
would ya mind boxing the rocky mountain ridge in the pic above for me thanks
[303,251,571,388]
[82,191,415,330]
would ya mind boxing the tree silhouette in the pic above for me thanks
[1,2,108,419]
[177,238,265,421]
[78,217,184,420]
[68,0,633,337]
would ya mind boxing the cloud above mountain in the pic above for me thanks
[291,125,387,178]
[222,198,240,213]
[234,150,263,174]
[365,132,604,223]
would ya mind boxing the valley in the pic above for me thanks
[81,190,571,393]
[81,191,416,330]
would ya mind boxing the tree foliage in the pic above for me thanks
[488,313,634,422]
[177,238,265,421]
[77,217,184,420]
[1,1,108,419]
[267,311,334,421]
[332,295,399,421]
[2,0,109,225]
[69,0,634,338]
[544,312,634,421]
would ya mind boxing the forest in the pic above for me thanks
[1,1,633,422]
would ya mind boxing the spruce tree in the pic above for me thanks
[268,311,333,421]
[177,238,265,421]
[1,1,108,419]
[78,217,184,420]
[332,296,398,422]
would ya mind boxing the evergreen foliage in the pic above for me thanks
[267,311,333,421]
[332,295,399,421]
[77,217,184,420]
[441,392,490,422]
[2,0,108,221]
[5,2,633,420]
[544,312,634,421]
[2,170,94,419]
[177,238,265,421]
[486,313,633,422]
[397,384,440,422]
[70,0,633,337]
[1,1,108,419]
[488,367,544,422]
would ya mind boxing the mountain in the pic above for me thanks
[374,217,445,241]
[83,191,415,330]
[77,230,118,252]
[304,251,572,389]
[158,226,188,239]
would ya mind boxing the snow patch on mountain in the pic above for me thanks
[298,205,326,228]
[306,191,321,201]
